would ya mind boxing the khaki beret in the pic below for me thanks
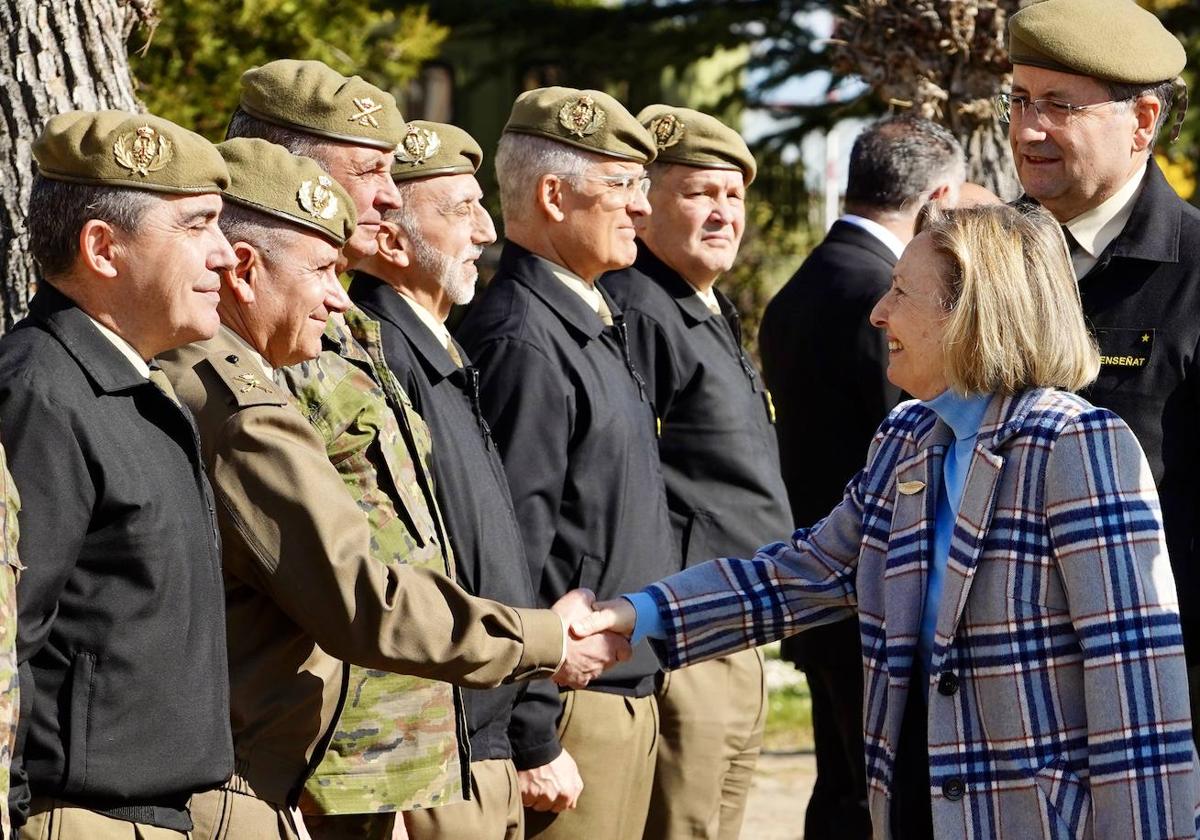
[217,138,356,246]
[391,120,482,181]
[1009,0,1186,84]
[637,105,756,185]
[238,59,405,151]
[504,87,656,164]
[33,110,228,194]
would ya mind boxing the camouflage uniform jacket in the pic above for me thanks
[280,307,464,816]
[0,443,20,840]
[161,325,562,812]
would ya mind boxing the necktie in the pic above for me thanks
[445,340,464,369]
[148,366,180,407]
[595,294,614,327]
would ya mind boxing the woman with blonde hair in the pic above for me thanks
[580,204,1200,839]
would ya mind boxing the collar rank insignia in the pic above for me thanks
[113,125,174,177]
[349,97,382,128]
[558,96,607,138]
[649,114,685,150]
[298,175,339,220]
[235,372,271,394]
[395,125,442,166]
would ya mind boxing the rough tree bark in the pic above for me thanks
[0,0,154,332]
[830,0,1024,201]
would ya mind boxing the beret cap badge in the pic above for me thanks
[297,175,340,221]
[349,97,383,129]
[113,126,174,177]
[649,114,685,150]
[558,96,607,139]
[395,125,442,166]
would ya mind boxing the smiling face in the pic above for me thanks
[553,160,651,280]
[637,164,746,287]
[869,232,952,400]
[402,173,497,306]
[1008,65,1149,222]
[112,192,235,358]
[319,142,401,264]
[250,229,348,367]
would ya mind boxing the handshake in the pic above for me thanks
[549,589,640,689]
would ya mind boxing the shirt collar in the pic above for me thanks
[840,214,906,260]
[921,390,991,442]
[536,256,604,314]
[224,328,274,380]
[398,291,452,349]
[689,282,720,314]
[84,315,150,378]
[1064,166,1147,259]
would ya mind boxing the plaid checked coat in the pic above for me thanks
[645,388,1200,839]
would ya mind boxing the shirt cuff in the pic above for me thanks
[511,607,567,680]
[625,591,666,645]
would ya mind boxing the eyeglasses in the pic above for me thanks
[560,171,651,199]
[993,92,1130,126]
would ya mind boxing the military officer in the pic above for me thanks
[350,121,569,839]
[159,138,625,840]
[219,62,628,835]
[1001,0,1200,732]
[456,88,678,840]
[2,111,236,837]
[598,106,792,840]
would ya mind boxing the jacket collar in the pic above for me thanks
[825,219,900,268]
[1105,157,1180,264]
[28,282,150,394]
[498,240,617,341]
[349,273,460,382]
[633,243,723,326]
[912,389,1046,454]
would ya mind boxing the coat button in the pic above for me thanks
[942,777,965,801]
[226,354,239,364]
[937,671,959,696]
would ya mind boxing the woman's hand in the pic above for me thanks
[572,597,637,639]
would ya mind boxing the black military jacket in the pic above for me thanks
[456,242,676,698]
[350,273,563,770]
[0,285,232,829]
[1069,159,1200,659]
[600,245,793,565]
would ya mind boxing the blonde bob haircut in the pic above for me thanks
[923,203,1100,395]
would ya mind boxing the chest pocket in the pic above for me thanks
[1095,327,1154,375]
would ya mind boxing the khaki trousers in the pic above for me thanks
[21,798,186,840]
[643,648,767,840]
[526,689,658,840]
[190,786,303,840]
[404,759,522,840]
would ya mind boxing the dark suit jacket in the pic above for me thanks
[758,220,902,528]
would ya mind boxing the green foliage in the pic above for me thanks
[762,642,815,752]
[128,1,448,140]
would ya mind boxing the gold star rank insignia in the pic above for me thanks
[348,97,382,128]
[649,114,685,150]
[395,125,442,166]
[1142,333,1151,343]
[113,126,174,177]
[558,96,607,138]
[297,175,340,220]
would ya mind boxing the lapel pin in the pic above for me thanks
[897,480,926,495]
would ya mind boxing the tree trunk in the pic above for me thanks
[0,0,153,332]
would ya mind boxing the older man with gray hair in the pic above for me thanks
[456,88,678,840]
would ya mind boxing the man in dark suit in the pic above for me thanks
[758,115,964,840]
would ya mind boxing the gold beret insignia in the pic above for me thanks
[113,126,174,177]
[558,96,607,139]
[649,114,685,150]
[395,125,442,166]
[298,175,340,221]
[349,97,383,129]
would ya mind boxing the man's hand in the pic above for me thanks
[571,597,637,639]
[551,589,631,688]
[518,748,584,812]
